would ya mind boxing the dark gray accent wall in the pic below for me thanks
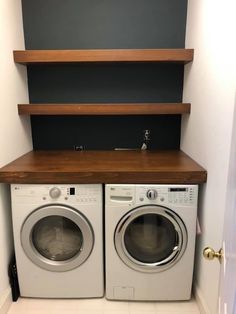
[22,0,187,49]
[32,115,180,150]
[21,0,188,150]
[27,64,184,103]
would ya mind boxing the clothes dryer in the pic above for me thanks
[11,184,103,298]
[105,184,198,300]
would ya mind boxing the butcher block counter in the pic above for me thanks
[0,150,207,184]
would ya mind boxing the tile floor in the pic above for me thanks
[7,297,200,314]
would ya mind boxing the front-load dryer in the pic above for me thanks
[11,184,103,298]
[105,184,198,301]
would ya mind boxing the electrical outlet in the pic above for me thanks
[143,129,151,141]
[73,145,84,151]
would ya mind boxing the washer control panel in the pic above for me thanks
[136,185,198,206]
[106,184,198,207]
[11,184,102,204]
[167,187,197,205]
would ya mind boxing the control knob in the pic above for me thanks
[49,187,61,199]
[146,189,158,200]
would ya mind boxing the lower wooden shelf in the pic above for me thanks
[18,103,191,115]
[0,150,207,184]
[13,49,194,64]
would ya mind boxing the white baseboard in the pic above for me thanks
[0,287,12,314]
[194,284,211,314]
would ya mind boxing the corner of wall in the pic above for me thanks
[0,0,32,305]
[194,284,212,314]
[0,287,12,314]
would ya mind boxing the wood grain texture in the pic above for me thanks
[0,150,207,184]
[18,103,191,115]
[13,49,194,64]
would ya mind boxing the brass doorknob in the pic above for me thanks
[203,247,223,263]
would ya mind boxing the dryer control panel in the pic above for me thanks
[11,184,102,204]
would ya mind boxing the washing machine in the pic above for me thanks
[11,184,103,298]
[105,184,198,301]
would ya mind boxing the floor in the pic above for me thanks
[7,297,200,314]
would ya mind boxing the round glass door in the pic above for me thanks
[32,216,83,262]
[21,205,94,272]
[115,205,187,273]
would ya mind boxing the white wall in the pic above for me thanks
[0,0,32,309]
[182,0,236,313]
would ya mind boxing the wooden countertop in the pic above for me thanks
[0,150,207,184]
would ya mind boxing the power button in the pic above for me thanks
[49,187,61,199]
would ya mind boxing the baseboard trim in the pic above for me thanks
[0,287,12,314]
[194,284,211,314]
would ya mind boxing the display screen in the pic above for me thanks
[70,187,75,195]
[169,188,187,192]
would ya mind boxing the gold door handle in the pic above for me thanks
[203,247,223,263]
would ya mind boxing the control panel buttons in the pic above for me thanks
[146,189,158,200]
[49,187,61,199]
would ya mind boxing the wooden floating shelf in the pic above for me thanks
[18,103,191,116]
[13,49,194,64]
[0,150,207,184]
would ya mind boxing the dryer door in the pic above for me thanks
[114,205,187,273]
[21,205,94,272]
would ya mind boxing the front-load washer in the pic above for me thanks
[105,184,198,301]
[11,184,103,298]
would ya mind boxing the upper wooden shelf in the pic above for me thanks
[0,150,206,184]
[18,103,191,115]
[13,49,194,64]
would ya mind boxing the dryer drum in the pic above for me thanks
[21,205,94,272]
[114,205,187,273]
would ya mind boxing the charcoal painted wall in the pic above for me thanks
[21,0,188,150]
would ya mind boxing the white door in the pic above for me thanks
[218,97,236,314]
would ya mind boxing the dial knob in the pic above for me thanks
[49,187,61,199]
[146,189,158,200]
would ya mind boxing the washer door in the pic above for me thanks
[21,205,94,272]
[114,205,187,273]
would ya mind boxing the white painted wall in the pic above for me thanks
[0,0,32,309]
[182,0,236,313]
